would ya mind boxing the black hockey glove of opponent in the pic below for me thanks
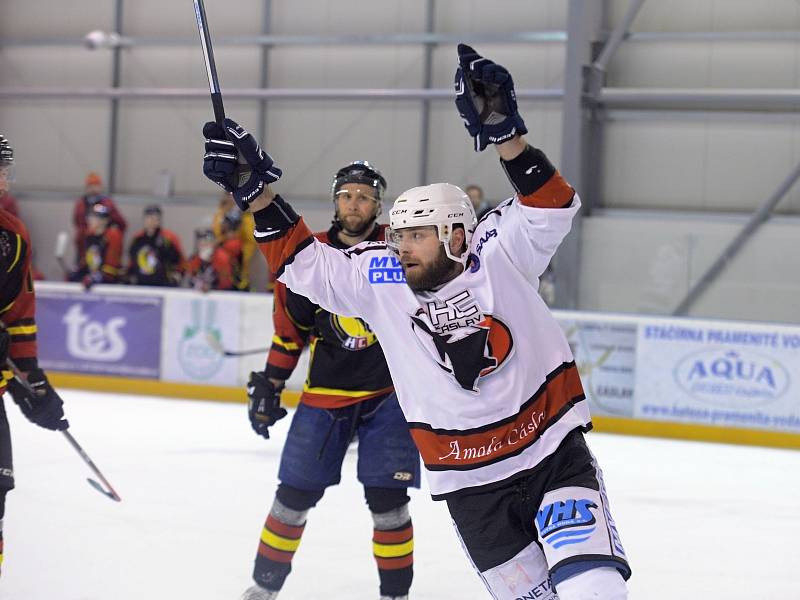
[454,44,527,152]
[247,371,288,439]
[202,118,282,211]
[7,368,69,431]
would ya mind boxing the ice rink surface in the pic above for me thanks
[3,389,799,599]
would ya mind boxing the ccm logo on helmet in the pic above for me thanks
[391,209,408,215]
[447,212,465,218]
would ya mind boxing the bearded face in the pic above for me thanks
[335,183,379,237]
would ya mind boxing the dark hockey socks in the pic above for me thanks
[252,498,309,591]
[371,505,414,598]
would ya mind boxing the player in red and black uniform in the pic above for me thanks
[184,227,235,292]
[239,162,419,600]
[72,172,126,257]
[0,134,69,574]
[69,203,124,287]
[127,205,185,286]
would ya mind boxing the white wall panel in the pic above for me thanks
[435,0,566,32]
[121,46,262,88]
[267,46,425,88]
[579,215,800,324]
[271,0,425,35]
[608,42,800,88]
[0,47,111,87]
[124,0,264,37]
[114,101,259,195]
[264,101,421,200]
[0,0,113,38]
[603,118,800,212]
[1,100,110,191]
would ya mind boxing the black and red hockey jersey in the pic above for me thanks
[266,224,394,409]
[127,227,185,286]
[0,210,38,393]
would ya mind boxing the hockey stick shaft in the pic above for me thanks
[205,332,268,357]
[193,0,226,128]
[2,353,121,502]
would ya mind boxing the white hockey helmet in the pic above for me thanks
[388,183,477,265]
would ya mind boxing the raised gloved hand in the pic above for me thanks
[202,118,282,211]
[454,43,528,152]
[246,371,287,439]
[7,368,69,431]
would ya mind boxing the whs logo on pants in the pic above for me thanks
[536,498,597,549]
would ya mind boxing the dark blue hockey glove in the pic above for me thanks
[247,371,287,439]
[454,44,528,152]
[202,118,282,211]
[8,368,69,431]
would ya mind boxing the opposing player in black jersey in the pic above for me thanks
[241,162,419,600]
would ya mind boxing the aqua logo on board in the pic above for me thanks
[673,348,790,407]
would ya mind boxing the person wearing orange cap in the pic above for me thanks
[72,172,126,258]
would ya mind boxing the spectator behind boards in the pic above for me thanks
[127,205,185,287]
[72,172,126,257]
[213,193,255,291]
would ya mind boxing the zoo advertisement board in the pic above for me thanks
[36,289,162,378]
[633,318,800,433]
[160,294,241,386]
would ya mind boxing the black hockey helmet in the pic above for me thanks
[331,160,386,234]
[331,160,386,202]
[0,135,13,166]
[143,204,162,216]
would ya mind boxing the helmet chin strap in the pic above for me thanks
[437,224,468,266]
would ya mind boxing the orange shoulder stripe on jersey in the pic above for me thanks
[257,218,314,277]
[518,171,574,209]
[409,363,584,471]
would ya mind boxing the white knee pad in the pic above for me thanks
[555,566,627,600]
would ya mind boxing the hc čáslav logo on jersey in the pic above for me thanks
[410,289,513,392]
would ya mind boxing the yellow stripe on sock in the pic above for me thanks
[260,528,302,552]
[7,324,37,335]
[373,539,414,558]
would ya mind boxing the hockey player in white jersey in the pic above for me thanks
[202,44,631,600]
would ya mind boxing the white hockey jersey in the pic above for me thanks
[255,169,590,499]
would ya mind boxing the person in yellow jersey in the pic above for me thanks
[212,193,256,291]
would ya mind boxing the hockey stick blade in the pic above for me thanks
[0,340,123,503]
[205,331,269,357]
[87,476,122,502]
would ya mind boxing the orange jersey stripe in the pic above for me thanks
[518,172,574,209]
[409,364,584,470]
[257,218,314,277]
